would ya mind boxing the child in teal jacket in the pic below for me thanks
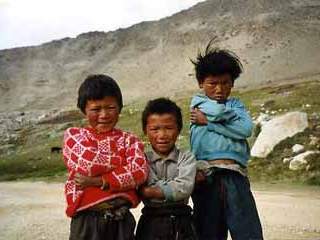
[190,42,263,240]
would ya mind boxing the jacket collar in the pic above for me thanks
[148,146,179,163]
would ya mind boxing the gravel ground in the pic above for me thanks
[0,181,320,240]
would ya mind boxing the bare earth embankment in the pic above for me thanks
[0,182,319,240]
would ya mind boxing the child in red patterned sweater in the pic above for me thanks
[63,74,148,240]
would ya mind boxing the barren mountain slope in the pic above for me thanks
[0,0,320,111]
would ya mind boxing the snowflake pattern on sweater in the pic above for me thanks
[63,127,148,217]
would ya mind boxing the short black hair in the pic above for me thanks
[191,40,243,84]
[142,98,183,133]
[77,74,123,114]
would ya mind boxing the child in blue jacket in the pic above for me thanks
[190,42,263,240]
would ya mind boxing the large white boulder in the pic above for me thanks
[251,112,308,158]
[289,151,320,171]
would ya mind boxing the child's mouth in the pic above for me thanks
[98,121,110,124]
[156,142,169,146]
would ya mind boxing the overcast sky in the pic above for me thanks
[0,0,204,50]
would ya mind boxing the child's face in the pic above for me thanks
[145,113,179,157]
[200,74,233,102]
[85,96,120,133]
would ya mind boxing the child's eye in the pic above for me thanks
[206,82,217,86]
[106,106,117,112]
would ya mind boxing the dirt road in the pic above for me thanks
[0,181,319,240]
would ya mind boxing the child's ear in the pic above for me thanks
[80,109,86,117]
[199,83,203,89]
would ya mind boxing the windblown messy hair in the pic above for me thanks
[191,39,243,84]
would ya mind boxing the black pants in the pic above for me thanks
[136,205,198,240]
[192,169,263,240]
[69,209,136,240]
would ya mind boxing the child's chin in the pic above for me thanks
[96,126,114,133]
[213,97,227,102]
[208,96,226,102]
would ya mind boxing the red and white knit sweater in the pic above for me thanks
[63,127,148,217]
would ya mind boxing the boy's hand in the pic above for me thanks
[139,186,165,200]
[74,173,103,189]
[195,170,206,183]
[190,108,208,125]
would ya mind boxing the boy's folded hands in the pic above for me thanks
[74,173,104,189]
[139,185,165,200]
[190,108,208,125]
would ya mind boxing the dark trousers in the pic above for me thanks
[192,169,263,240]
[136,205,198,240]
[69,210,136,240]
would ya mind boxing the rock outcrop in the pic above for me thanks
[251,112,308,158]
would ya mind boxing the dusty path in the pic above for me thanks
[0,182,319,240]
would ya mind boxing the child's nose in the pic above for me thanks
[99,109,109,117]
[158,129,167,138]
[215,84,223,92]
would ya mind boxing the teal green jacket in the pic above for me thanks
[190,94,253,167]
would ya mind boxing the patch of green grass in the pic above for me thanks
[233,81,320,117]
[0,151,65,181]
[0,124,69,181]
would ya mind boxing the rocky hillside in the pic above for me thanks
[1,0,320,112]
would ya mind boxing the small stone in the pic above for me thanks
[311,112,319,119]
[306,164,311,171]
[292,144,305,154]
[289,151,320,171]
[283,157,292,164]
[309,136,319,146]
[254,113,271,126]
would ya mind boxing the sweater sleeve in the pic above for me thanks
[102,134,148,192]
[62,127,87,176]
[62,128,85,210]
[207,99,253,140]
